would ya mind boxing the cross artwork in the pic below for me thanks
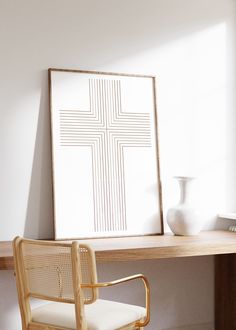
[59,78,152,233]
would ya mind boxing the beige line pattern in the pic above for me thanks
[60,79,151,232]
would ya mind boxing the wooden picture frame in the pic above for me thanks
[49,68,163,239]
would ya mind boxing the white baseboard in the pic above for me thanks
[160,323,214,330]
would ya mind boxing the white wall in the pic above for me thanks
[0,0,235,329]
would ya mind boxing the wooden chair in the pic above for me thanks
[13,237,150,330]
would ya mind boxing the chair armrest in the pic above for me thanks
[81,274,150,327]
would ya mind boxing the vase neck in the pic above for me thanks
[176,177,194,204]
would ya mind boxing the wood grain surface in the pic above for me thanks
[1,230,236,270]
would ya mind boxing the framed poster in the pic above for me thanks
[49,68,163,239]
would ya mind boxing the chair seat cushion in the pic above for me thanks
[32,299,146,330]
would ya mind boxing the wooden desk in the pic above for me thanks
[0,241,14,270]
[1,230,236,329]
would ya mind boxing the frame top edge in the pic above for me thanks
[48,68,156,79]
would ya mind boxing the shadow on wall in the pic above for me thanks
[97,256,214,330]
[24,71,54,239]
[57,0,231,69]
[0,271,21,330]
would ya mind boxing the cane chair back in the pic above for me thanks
[16,238,98,303]
[21,241,74,302]
[79,245,98,304]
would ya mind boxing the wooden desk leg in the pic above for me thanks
[215,254,236,330]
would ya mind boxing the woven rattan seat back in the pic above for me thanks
[22,241,74,302]
[15,238,98,304]
[78,244,98,304]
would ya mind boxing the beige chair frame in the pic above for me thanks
[13,237,150,330]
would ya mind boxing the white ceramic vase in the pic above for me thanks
[166,176,201,236]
